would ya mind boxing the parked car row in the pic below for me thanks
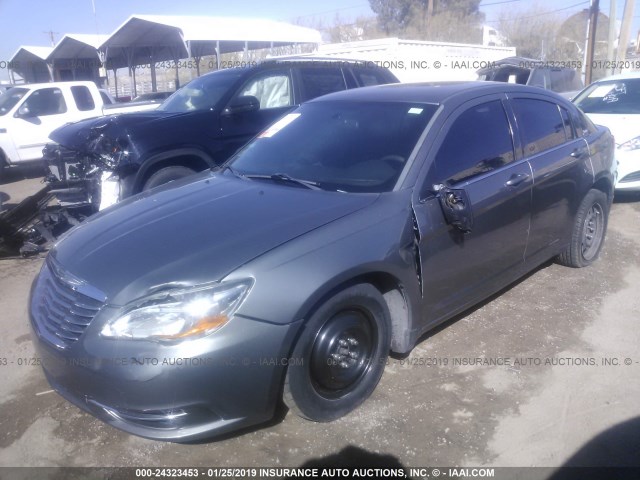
[0,81,159,178]
[42,58,399,212]
[30,79,615,441]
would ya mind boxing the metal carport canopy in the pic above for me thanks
[100,14,322,70]
[9,46,54,82]
[47,34,109,61]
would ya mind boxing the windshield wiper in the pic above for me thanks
[217,164,243,178]
[242,173,322,191]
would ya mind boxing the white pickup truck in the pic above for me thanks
[0,81,159,177]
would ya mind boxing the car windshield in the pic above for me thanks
[573,78,640,114]
[157,70,243,113]
[229,101,438,193]
[0,87,28,116]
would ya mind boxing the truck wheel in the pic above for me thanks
[283,284,391,422]
[142,166,196,191]
[556,189,609,268]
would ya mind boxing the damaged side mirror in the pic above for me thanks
[222,95,260,116]
[435,184,474,233]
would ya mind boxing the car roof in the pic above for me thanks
[309,81,571,105]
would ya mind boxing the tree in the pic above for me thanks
[369,0,484,42]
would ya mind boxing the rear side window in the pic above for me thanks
[571,109,597,137]
[99,91,113,105]
[71,86,95,111]
[560,107,575,140]
[435,100,515,184]
[351,68,393,87]
[299,67,347,101]
[22,88,67,116]
[512,98,566,156]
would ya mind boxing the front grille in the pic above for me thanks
[31,259,106,349]
[620,171,640,183]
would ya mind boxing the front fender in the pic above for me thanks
[227,191,421,353]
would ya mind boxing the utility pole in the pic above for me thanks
[43,30,59,46]
[616,0,636,72]
[607,0,616,75]
[584,0,600,85]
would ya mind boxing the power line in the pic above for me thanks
[481,0,526,6]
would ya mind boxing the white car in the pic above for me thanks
[573,71,640,191]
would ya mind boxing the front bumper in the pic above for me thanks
[614,148,640,191]
[31,303,301,441]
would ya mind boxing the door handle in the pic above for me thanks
[570,148,588,158]
[505,173,529,187]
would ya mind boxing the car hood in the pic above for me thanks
[585,113,639,145]
[48,110,189,153]
[50,171,378,306]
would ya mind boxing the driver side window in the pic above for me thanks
[22,88,67,117]
[237,71,292,109]
[435,100,514,185]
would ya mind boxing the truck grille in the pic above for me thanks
[31,258,106,349]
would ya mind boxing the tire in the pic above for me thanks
[556,189,609,268]
[283,283,391,422]
[0,152,7,182]
[142,166,196,191]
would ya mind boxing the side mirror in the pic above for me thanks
[436,185,474,233]
[222,95,260,116]
[16,104,32,117]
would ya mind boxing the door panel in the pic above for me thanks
[219,69,294,159]
[13,87,69,161]
[510,97,593,260]
[415,161,532,322]
[412,96,532,325]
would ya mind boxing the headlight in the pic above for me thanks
[619,136,640,152]
[101,280,252,341]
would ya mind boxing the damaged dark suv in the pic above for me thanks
[43,59,398,211]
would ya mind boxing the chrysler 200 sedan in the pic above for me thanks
[30,82,615,441]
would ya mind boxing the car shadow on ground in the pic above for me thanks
[391,259,555,359]
[285,445,411,478]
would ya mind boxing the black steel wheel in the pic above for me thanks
[557,189,609,268]
[284,284,391,422]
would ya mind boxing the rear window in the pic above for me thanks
[512,98,567,156]
[351,68,394,87]
[573,78,640,114]
[71,86,95,111]
[299,67,347,101]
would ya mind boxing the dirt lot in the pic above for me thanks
[1,169,639,471]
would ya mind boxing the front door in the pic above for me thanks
[13,87,69,161]
[219,69,294,160]
[412,96,532,325]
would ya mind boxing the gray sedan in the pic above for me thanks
[29,82,615,441]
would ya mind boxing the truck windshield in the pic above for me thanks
[229,101,438,193]
[157,70,243,113]
[0,88,28,116]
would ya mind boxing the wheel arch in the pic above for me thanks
[133,148,215,193]
[592,175,614,204]
[289,270,416,357]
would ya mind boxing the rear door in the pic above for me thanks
[509,95,593,262]
[413,96,533,324]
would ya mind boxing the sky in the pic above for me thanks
[0,0,638,82]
